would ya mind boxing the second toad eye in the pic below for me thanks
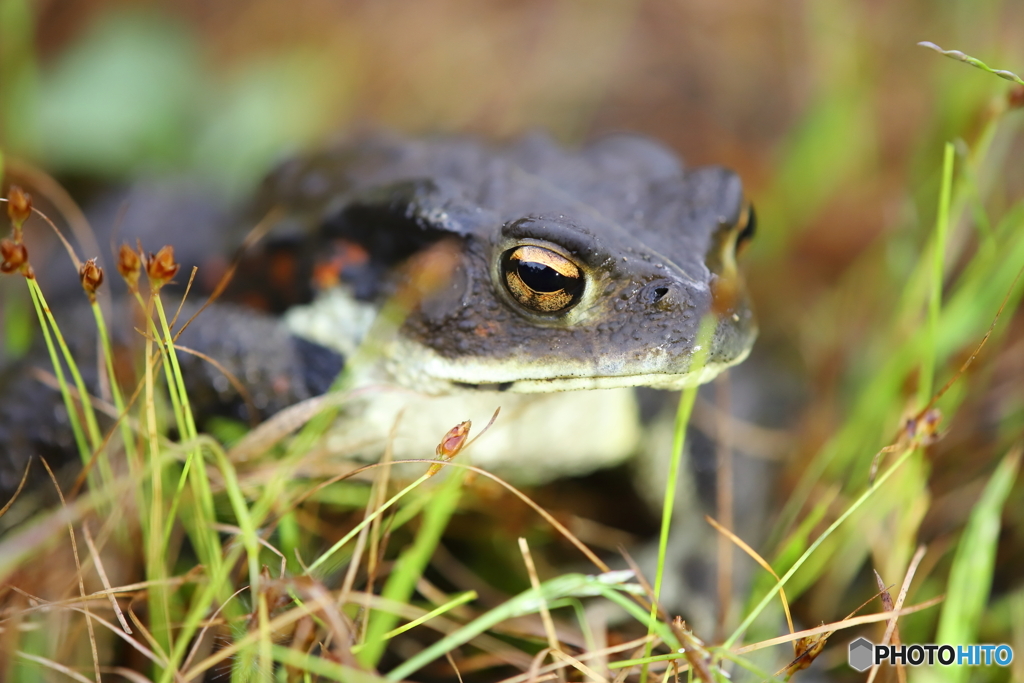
[501,245,585,313]
[735,204,756,255]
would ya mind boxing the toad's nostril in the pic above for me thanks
[640,281,673,304]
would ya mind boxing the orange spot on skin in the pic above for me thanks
[272,375,291,396]
[312,261,342,290]
[239,292,269,310]
[269,252,297,289]
[474,321,500,337]
[312,240,370,291]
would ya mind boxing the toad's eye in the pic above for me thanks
[501,245,584,313]
[735,204,756,254]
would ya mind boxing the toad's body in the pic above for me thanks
[0,132,756,490]
[248,134,755,390]
[230,133,757,480]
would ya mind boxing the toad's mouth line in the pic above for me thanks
[377,333,756,394]
[456,364,733,393]
[426,352,751,394]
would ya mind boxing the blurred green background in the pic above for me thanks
[1,0,1024,679]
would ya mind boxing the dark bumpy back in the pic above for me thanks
[239,133,742,290]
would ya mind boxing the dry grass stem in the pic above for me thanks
[81,523,132,634]
[705,514,795,636]
[519,537,563,665]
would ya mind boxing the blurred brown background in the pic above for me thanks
[5,0,1023,347]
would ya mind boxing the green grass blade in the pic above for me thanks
[24,279,89,462]
[725,444,919,650]
[153,295,221,571]
[306,473,430,577]
[641,314,715,681]
[141,330,173,668]
[28,280,104,452]
[90,299,134,478]
[359,468,465,667]
[350,590,477,655]
[271,645,384,683]
[921,142,954,403]
[211,440,263,597]
[918,42,1024,87]
[385,571,645,681]
[932,446,1021,683]
[745,486,838,622]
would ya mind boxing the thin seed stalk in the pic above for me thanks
[89,298,140,534]
[126,291,227,683]
[127,289,215,570]
[152,295,199,444]
[723,443,920,650]
[133,291,187,445]
[159,522,249,683]
[151,294,217,560]
[25,279,90,462]
[27,278,104,455]
[159,438,269,683]
[142,309,174,666]
[306,473,432,576]
[90,300,137,471]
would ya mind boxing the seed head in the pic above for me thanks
[427,420,472,477]
[80,258,104,301]
[0,238,31,277]
[6,186,32,238]
[117,244,142,292]
[437,420,471,458]
[145,245,180,289]
[1,238,27,271]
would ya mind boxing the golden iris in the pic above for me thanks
[501,245,584,313]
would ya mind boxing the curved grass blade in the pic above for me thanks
[919,42,1024,87]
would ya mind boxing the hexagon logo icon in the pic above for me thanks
[849,637,874,672]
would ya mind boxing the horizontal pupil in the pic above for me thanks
[518,260,571,293]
